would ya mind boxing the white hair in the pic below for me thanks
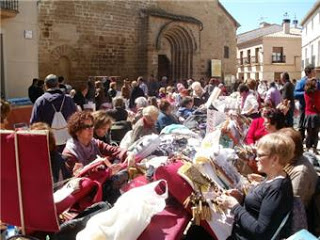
[135,97,148,108]
[142,105,159,117]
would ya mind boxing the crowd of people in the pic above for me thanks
[0,64,319,239]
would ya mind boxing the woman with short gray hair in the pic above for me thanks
[130,105,159,145]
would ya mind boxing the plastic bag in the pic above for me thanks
[76,180,168,240]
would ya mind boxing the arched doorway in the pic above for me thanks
[157,24,196,82]
[158,55,170,81]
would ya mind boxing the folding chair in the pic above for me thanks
[1,130,59,234]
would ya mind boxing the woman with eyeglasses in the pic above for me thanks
[62,111,135,175]
[218,133,294,240]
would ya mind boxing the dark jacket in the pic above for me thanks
[282,81,295,109]
[28,85,39,103]
[108,88,117,99]
[73,91,87,110]
[129,87,145,109]
[107,107,128,122]
[30,89,77,125]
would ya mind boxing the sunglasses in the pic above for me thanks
[82,124,94,129]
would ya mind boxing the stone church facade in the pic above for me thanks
[38,0,239,84]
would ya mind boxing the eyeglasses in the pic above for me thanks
[255,153,269,161]
[82,124,94,129]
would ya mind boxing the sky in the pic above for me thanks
[220,0,317,34]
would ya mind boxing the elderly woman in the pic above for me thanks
[130,105,159,145]
[131,96,148,125]
[107,96,128,122]
[279,128,318,209]
[62,111,135,175]
[245,108,285,145]
[191,81,209,107]
[219,133,294,240]
[92,110,114,144]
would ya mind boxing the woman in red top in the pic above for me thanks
[245,108,286,145]
[304,78,320,154]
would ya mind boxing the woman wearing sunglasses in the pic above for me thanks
[218,133,294,240]
[62,111,135,175]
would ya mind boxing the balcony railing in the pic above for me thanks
[251,56,260,65]
[237,58,244,66]
[244,57,251,65]
[272,55,286,63]
[1,0,19,18]
[0,0,18,11]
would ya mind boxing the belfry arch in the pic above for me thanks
[156,23,197,81]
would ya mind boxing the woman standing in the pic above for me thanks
[304,78,320,154]
[239,84,259,119]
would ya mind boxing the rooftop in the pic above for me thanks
[264,27,302,38]
[237,24,282,44]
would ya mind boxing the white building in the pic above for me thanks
[301,0,320,77]
[237,20,302,82]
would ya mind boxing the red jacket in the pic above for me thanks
[245,117,268,145]
[304,90,320,115]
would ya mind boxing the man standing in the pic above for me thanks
[30,74,77,149]
[138,76,148,96]
[281,72,295,127]
[28,78,39,103]
[294,65,316,141]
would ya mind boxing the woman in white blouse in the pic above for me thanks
[239,84,260,119]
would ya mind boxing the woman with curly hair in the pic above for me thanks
[304,77,320,154]
[62,111,135,175]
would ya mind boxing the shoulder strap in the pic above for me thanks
[59,95,66,112]
[51,95,66,113]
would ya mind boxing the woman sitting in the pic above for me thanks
[245,108,285,145]
[62,111,135,175]
[279,128,318,209]
[191,81,209,107]
[92,110,114,144]
[156,99,179,132]
[219,133,294,240]
[130,105,159,145]
[107,96,128,122]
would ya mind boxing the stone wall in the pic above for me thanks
[38,0,237,85]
